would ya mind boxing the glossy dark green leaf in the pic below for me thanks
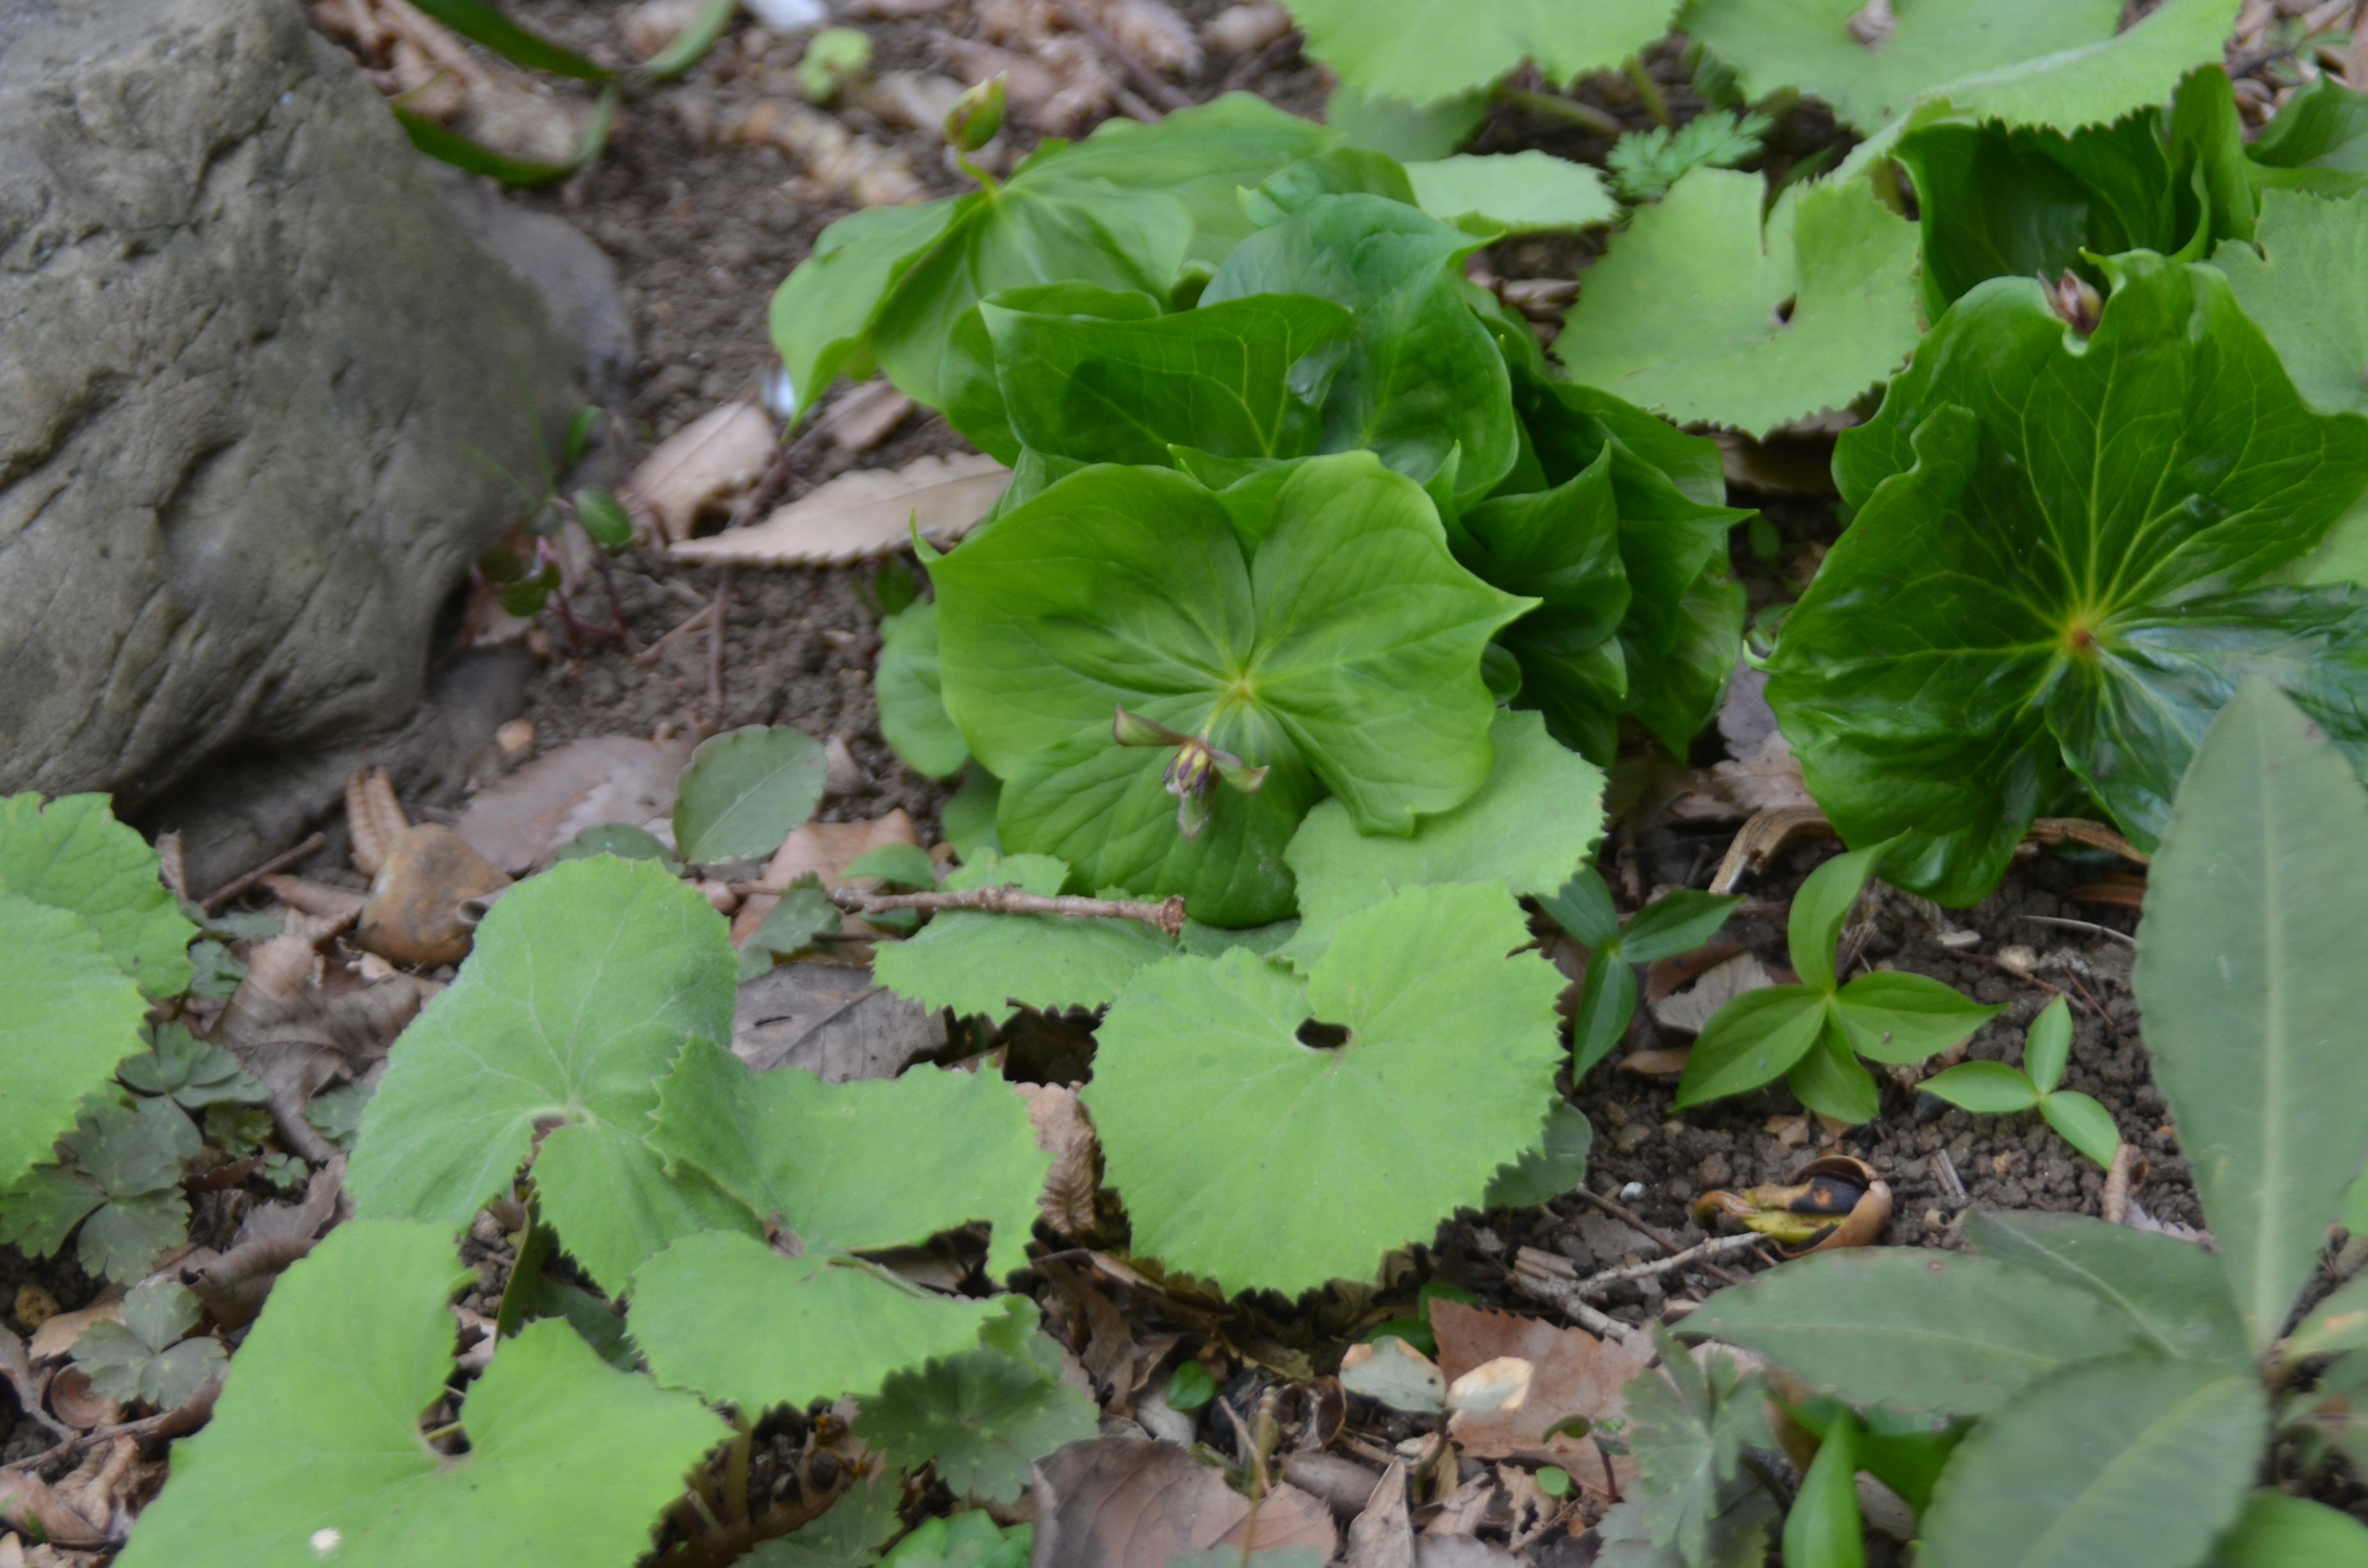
[1572,954,1638,1076]
[1961,1209,2251,1368]
[394,87,616,190]
[1829,970,2000,1066]
[409,0,611,78]
[876,601,970,781]
[941,285,1162,463]
[1240,147,1417,226]
[1622,891,1744,967]
[1921,1061,2041,1114]
[1539,867,1620,949]
[1769,255,2368,902]
[1787,844,1887,996]
[1628,566,1747,756]
[1781,1407,1864,1568]
[1205,194,1518,502]
[1785,1027,1880,1124]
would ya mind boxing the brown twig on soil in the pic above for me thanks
[1515,1234,1762,1299]
[2025,816,2149,865]
[1567,1187,1748,1287]
[200,832,328,914]
[1493,84,1625,138]
[2017,914,2137,948]
[807,883,1190,938]
[3,1378,220,1478]
[635,600,716,667]
[1503,1256,1650,1348]
[1055,0,1195,111]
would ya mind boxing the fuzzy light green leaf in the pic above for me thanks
[1288,0,1681,105]
[852,1298,1098,1502]
[1404,152,1618,235]
[115,1221,723,1568]
[2134,680,2368,1353]
[0,892,149,1189]
[1961,1209,2250,1368]
[2212,188,2368,417]
[1552,169,1921,438]
[1280,708,1604,964]
[1084,882,1565,1294]
[0,794,195,999]
[348,858,754,1292]
[2212,1492,2368,1567]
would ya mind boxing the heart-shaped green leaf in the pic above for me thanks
[1769,255,2368,902]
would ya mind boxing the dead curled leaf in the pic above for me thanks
[730,961,944,1079]
[1692,1154,1893,1255]
[210,936,437,1106]
[732,810,921,942]
[1015,1083,1101,1242]
[353,824,511,970]
[1647,948,1775,1036]
[454,735,695,876]
[1429,1300,1648,1494]
[1028,1435,1337,1568]
[670,452,1010,567]
[627,402,778,544]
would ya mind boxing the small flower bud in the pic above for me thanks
[944,75,1006,153]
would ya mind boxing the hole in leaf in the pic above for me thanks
[1770,293,1798,328]
[1295,1019,1351,1050]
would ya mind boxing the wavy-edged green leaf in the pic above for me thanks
[1279,708,1603,964]
[870,852,1174,1024]
[2134,680,2368,1353]
[1680,1249,2148,1414]
[878,602,969,781]
[1,1095,196,1283]
[1084,882,1564,1294]
[1288,0,1680,105]
[0,892,149,1188]
[1483,1099,1593,1209]
[116,1220,722,1568]
[1205,194,1518,501]
[852,1297,1098,1502]
[675,725,828,864]
[1609,1332,1775,1567]
[935,455,1529,925]
[1404,152,1618,235]
[1962,1209,2250,1368]
[348,858,753,1291]
[0,793,195,999]
[2212,188,2368,418]
[1770,257,2368,902]
[70,1282,224,1409]
[2211,1492,2368,1567]
[1553,168,1921,439]
[1916,1355,2264,1568]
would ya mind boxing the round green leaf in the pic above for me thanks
[1921,1061,2041,1115]
[1917,1355,2265,1568]
[1404,152,1618,236]
[1083,882,1565,1294]
[851,1297,1098,1503]
[0,891,149,1188]
[0,793,195,999]
[673,725,828,864]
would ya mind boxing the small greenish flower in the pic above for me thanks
[1111,706,1269,838]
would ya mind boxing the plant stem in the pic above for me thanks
[728,883,1193,939]
[1494,84,1624,137]
[1624,58,1670,127]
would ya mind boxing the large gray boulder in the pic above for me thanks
[0,0,583,851]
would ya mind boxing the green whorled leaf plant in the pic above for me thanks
[1673,842,1999,1123]
[1919,995,2121,1168]
[1766,250,2368,904]
[930,453,1532,926]
[1538,868,1741,1075]
[1657,683,2368,1567]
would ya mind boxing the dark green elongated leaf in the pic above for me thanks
[1782,1409,1864,1568]
[1921,1061,2041,1113]
[1626,566,1746,756]
[675,725,829,863]
[409,0,613,78]
[2171,67,2257,245]
[2248,76,2368,197]
[771,202,964,421]
[1788,1401,1968,1515]
[934,455,1530,925]
[1572,956,1638,1077]
[2135,680,2368,1353]
[1540,867,1620,950]
[1961,1210,2251,1368]
[1673,988,1829,1108]
[2211,1492,2368,1566]
[1770,256,2368,902]
[1916,1355,2265,1568]
[1205,194,1518,502]
[2212,188,2368,418]
[1508,361,1731,511]
[1618,891,1743,966]
[1788,844,1888,996]
[1680,1250,2148,1414]
[2023,996,2074,1092]
[877,602,969,781]
[1786,1027,1880,1125]
[395,86,617,190]
[2038,1091,2121,1168]
[982,293,1354,467]
[1829,970,2000,1065]
[941,286,1162,463]
[639,0,736,80]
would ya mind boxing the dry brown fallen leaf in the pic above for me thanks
[627,402,778,544]
[730,961,945,1078]
[187,1160,347,1330]
[1649,948,1775,1036]
[672,452,1009,568]
[1204,1,1292,53]
[732,809,920,941]
[1029,1435,1337,1568]
[311,0,586,163]
[354,824,510,970]
[1016,1083,1101,1241]
[25,1302,122,1367]
[211,935,438,1106]
[0,1469,108,1551]
[1430,1299,1649,1495]
[454,735,695,876]
[811,379,915,453]
[1344,1460,1415,1568]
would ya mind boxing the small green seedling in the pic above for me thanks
[1675,842,2000,1123]
[797,27,875,104]
[474,406,639,652]
[1920,997,2119,1168]
[1541,868,1742,1074]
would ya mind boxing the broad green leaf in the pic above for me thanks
[851,1297,1098,1502]
[1684,0,2123,134]
[1,1095,197,1283]
[881,1516,1032,1568]
[1916,1355,2264,1568]
[2212,189,2368,417]
[1921,1061,2041,1114]
[942,769,1002,860]
[675,725,828,863]
[1279,708,1604,964]
[0,793,195,998]
[1288,0,1679,105]
[878,602,969,780]
[554,824,682,870]
[1781,1409,1864,1568]
[348,858,754,1292]
[120,1023,268,1111]
[1627,566,1747,756]
[115,1221,723,1568]
[2135,680,2368,1353]
[0,892,149,1188]
[1483,1100,1594,1209]
[1770,257,2368,902]
[934,455,1530,925]
[70,1282,225,1410]
[1506,359,1732,510]
[1680,1249,2148,1414]
[1961,1209,2251,1368]
[1673,988,1829,1108]
[1240,147,1418,226]
[870,852,1174,1024]
[1325,83,1492,163]
[1787,844,1888,995]
[737,875,842,981]
[943,284,1161,465]
[2247,76,2368,197]
[2024,995,2074,1092]
[771,201,964,419]
[2039,1091,2122,1168]
[2211,1492,2368,1567]
[1404,152,1618,236]
[1083,882,1564,1294]
[650,1038,1049,1280]
[1829,970,2000,1065]
[1552,168,1921,439]
[1205,195,1519,500]
[2285,1271,2368,1359]
[980,293,1354,468]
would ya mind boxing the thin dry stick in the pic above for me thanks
[2018,913,2137,948]
[1522,1234,1763,1298]
[1055,0,1195,111]
[1568,1186,1747,1287]
[819,884,1189,938]
[1504,1259,1649,1348]
[201,832,328,914]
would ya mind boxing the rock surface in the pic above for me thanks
[0,0,582,841]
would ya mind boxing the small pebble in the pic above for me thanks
[1618,1180,1646,1202]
